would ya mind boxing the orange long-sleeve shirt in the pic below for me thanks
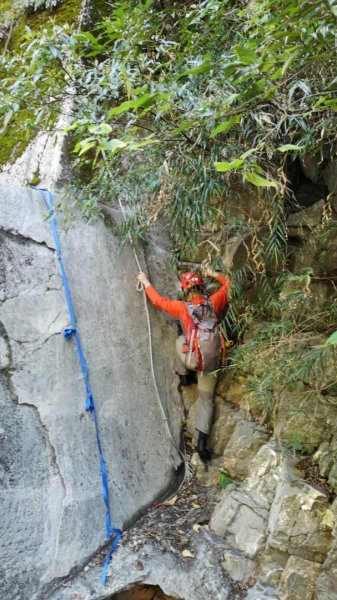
[145,274,229,340]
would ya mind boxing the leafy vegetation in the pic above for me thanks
[1,1,337,379]
[0,0,84,165]
[229,270,337,450]
[2,1,337,227]
[0,0,336,468]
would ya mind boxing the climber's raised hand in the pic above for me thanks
[137,272,150,287]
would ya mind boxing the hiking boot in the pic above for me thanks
[177,372,197,387]
[197,431,211,461]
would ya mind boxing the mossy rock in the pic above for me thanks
[0,0,111,168]
[273,388,337,454]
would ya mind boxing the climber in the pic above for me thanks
[137,268,229,460]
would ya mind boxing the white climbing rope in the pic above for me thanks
[101,151,188,495]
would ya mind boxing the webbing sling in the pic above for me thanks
[38,189,121,585]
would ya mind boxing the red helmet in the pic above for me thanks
[181,271,204,291]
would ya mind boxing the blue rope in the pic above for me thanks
[38,188,122,585]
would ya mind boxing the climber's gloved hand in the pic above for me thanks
[204,267,218,278]
[137,272,150,288]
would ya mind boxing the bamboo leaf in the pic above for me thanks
[277,144,304,152]
[235,46,259,65]
[215,159,244,172]
[244,171,278,188]
[177,59,211,79]
[210,115,241,138]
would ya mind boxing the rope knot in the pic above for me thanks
[85,393,94,412]
[63,327,76,339]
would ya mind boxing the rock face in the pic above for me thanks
[209,439,335,598]
[47,540,234,600]
[0,184,181,600]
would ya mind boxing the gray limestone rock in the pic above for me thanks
[277,555,322,600]
[287,199,325,229]
[221,548,257,583]
[315,499,337,600]
[267,479,333,563]
[0,184,182,600]
[210,487,269,559]
[47,540,234,600]
[209,402,243,456]
[222,420,270,480]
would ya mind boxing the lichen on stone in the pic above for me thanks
[0,0,83,168]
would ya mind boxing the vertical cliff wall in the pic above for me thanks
[0,184,182,600]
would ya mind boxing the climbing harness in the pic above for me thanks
[38,188,121,585]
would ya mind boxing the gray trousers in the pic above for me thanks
[176,335,218,435]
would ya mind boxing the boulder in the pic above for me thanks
[257,547,289,588]
[222,420,270,479]
[323,159,337,195]
[300,154,321,183]
[210,487,269,558]
[313,440,335,479]
[221,548,257,583]
[315,500,337,599]
[277,556,322,600]
[287,199,325,229]
[244,442,284,505]
[209,401,243,456]
[267,480,333,563]
[273,388,336,453]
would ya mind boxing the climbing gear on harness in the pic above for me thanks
[38,188,121,586]
[197,431,211,461]
[185,300,225,372]
[181,272,204,291]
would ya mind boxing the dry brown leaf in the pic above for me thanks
[164,495,178,506]
[135,560,144,571]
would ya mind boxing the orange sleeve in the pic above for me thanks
[145,285,185,320]
[210,274,230,314]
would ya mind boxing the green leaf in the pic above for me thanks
[235,46,259,65]
[73,136,95,154]
[323,331,337,347]
[240,147,257,159]
[109,100,136,116]
[88,123,113,135]
[281,50,299,75]
[3,110,13,128]
[277,144,304,152]
[48,45,61,59]
[128,139,159,151]
[170,120,197,135]
[177,60,211,79]
[78,141,96,156]
[215,159,244,172]
[244,171,278,188]
[104,138,127,154]
[210,115,241,138]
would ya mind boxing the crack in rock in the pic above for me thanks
[0,225,55,251]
